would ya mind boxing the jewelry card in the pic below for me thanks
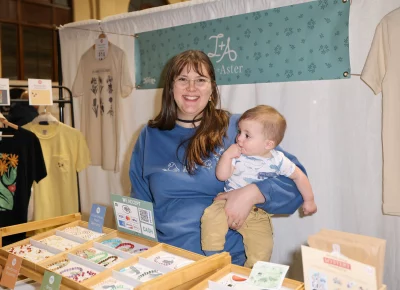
[248,261,289,289]
[146,250,194,270]
[100,237,150,254]
[93,277,133,290]
[119,262,165,283]
[7,243,54,263]
[36,235,81,252]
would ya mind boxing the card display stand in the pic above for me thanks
[189,264,304,290]
[0,217,232,290]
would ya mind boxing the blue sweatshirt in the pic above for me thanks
[129,114,304,264]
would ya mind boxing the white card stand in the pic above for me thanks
[111,270,143,288]
[118,258,170,285]
[30,239,60,255]
[67,253,105,273]
[100,238,150,255]
[138,257,173,273]
[93,242,132,259]
[145,250,194,270]
[56,230,87,244]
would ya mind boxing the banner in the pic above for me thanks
[135,0,350,89]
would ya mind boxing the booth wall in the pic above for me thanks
[59,0,400,288]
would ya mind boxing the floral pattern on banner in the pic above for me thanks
[136,0,350,89]
[0,153,18,211]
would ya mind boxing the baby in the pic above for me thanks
[201,105,317,268]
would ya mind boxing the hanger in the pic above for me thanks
[92,21,108,49]
[0,113,18,137]
[31,106,59,125]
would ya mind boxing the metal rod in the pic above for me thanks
[9,98,71,103]
[56,30,65,124]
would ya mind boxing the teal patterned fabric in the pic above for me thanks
[136,0,350,89]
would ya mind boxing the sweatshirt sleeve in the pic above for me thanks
[129,127,153,202]
[255,147,305,214]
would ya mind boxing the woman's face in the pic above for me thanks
[173,64,212,120]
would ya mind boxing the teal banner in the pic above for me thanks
[135,0,350,89]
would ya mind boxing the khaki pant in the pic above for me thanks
[201,200,273,268]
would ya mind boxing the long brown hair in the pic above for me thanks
[149,50,230,174]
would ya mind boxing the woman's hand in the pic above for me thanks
[214,184,265,230]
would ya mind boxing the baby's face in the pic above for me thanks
[236,119,270,157]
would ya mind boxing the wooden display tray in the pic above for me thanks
[189,264,304,290]
[84,247,231,290]
[0,220,115,274]
[0,213,82,247]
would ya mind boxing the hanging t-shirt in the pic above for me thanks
[23,122,90,221]
[0,127,46,246]
[72,43,133,172]
[361,7,400,216]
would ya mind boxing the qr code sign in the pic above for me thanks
[138,208,153,224]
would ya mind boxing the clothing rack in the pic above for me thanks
[8,84,81,213]
[8,84,75,128]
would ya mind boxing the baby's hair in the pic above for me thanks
[238,105,287,146]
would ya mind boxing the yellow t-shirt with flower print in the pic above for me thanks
[23,122,90,221]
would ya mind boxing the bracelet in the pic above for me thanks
[47,259,70,271]
[128,265,141,275]
[97,255,118,267]
[76,248,96,259]
[137,269,163,281]
[68,270,97,282]
[115,242,135,251]
[131,247,148,254]
[102,238,122,248]
[59,266,83,275]
[89,251,109,263]
[153,255,176,267]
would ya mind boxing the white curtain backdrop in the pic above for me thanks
[59,0,400,287]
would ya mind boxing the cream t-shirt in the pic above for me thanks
[72,43,133,172]
[361,7,400,215]
[23,122,90,220]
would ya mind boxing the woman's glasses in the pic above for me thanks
[174,76,211,88]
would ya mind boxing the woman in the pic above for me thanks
[129,50,305,265]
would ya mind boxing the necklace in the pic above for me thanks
[176,117,202,123]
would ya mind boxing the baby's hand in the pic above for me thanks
[302,200,317,215]
[225,144,242,159]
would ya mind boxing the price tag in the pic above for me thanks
[88,203,107,233]
[40,271,62,290]
[0,78,10,106]
[95,38,109,60]
[0,254,22,289]
[28,79,53,106]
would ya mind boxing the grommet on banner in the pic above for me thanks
[136,85,141,89]
[342,0,347,3]
[343,71,349,77]
[133,34,139,38]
